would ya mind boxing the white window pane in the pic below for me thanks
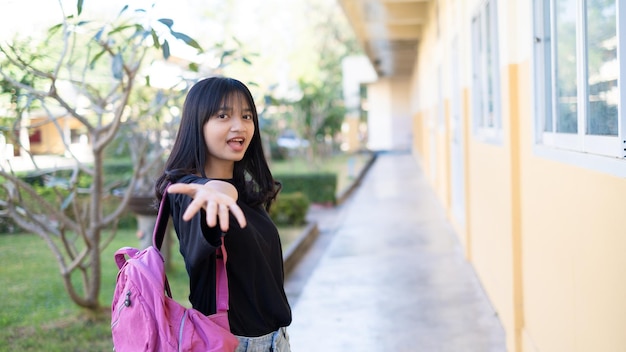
[538,0,553,132]
[586,0,618,136]
[472,16,483,124]
[485,2,495,128]
[472,0,501,140]
[555,0,578,133]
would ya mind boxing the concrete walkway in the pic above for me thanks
[285,152,507,352]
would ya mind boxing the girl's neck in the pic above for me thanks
[204,160,234,179]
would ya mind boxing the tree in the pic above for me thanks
[0,1,203,315]
[292,79,346,161]
[270,0,360,163]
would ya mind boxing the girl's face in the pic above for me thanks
[202,92,255,178]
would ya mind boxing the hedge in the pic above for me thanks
[269,192,310,226]
[274,172,337,204]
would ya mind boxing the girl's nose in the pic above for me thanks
[230,116,247,131]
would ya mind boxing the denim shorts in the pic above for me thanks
[234,327,290,352]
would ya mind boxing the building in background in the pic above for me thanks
[338,0,626,351]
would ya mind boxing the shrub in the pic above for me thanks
[275,172,337,204]
[0,215,17,234]
[103,160,134,179]
[269,192,310,226]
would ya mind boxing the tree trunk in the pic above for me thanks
[136,213,173,270]
[85,145,104,311]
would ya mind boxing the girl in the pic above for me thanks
[155,76,292,351]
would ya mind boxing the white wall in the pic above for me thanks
[367,77,412,151]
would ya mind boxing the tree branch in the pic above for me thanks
[0,171,81,233]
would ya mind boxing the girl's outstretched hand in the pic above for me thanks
[167,181,247,232]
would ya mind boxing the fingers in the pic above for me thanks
[228,204,247,229]
[169,183,247,230]
[201,200,219,227]
[213,201,247,231]
[182,197,206,221]
[167,183,198,197]
[218,203,230,232]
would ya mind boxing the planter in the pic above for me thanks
[127,195,158,216]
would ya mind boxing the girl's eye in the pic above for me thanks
[217,114,228,119]
[243,114,253,120]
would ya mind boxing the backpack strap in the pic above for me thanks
[153,183,230,313]
[214,242,229,313]
[114,247,141,269]
[152,184,172,251]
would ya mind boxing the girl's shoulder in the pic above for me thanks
[177,174,204,185]
[176,174,234,185]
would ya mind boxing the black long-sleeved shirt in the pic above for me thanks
[167,176,292,337]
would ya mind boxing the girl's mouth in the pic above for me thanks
[228,137,244,145]
[227,137,246,151]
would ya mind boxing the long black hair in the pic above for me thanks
[155,76,279,211]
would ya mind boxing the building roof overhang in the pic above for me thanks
[338,0,429,78]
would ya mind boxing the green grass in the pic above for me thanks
[0,230,138,351]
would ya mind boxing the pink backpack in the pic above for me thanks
[111,188,239,351]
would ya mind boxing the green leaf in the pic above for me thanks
[242,57,252,65]
[221,50,235,61]
[77,0,84,16]
[117,4,129,17]
[188,62,199,72]
[112,53,123,79]
[60,192,75,211]
[94,27,104,41]
[108,24,135,35]
[151,29,160,49]
[158,18,174,28]
[162,40,170,59]
[89,50,106,69]
[170,31,203,51]
[48,23,63,35]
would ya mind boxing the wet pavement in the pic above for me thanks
[284,152,507,351]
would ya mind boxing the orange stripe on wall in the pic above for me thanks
[507,62,525,352]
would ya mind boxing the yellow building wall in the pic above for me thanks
[438,100,451,209]
[413,1,519,351]
[466,138,516,352]
[457,88,472,254]
[29,120,62,155]
[28,116,85,155]
[514,59,626,351]
[435,130,449,204]
[412,112,425,157]
[410,1,626,351]
[417,107,437,184]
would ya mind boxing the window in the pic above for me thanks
[29,129,42,144]
[70,129,88,144]
[471,0,502,142]
[534,0,624,159]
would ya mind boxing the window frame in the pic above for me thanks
[533,0,626,163]
[471,0,502,144]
